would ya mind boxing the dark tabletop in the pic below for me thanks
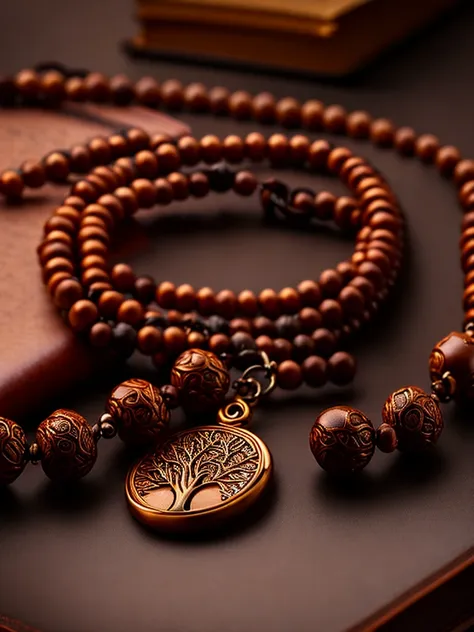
[0,2,474,632]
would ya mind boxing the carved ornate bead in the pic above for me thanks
[106,378,170,447]
[36,409,97,481]
[0,417,28,485]
[171,348,230,414]
[429,331,474,400]
[382,386,443,451]
[309,406,375,475]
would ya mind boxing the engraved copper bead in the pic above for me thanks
[171,348,230,414]
[309,406,375,475]
[106,378,170,447]
[0,417,28,485]
[36,409,97,481]
[382,386,443,451]
[429,331,474,400]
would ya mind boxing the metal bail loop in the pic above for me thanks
[218,397,253,428]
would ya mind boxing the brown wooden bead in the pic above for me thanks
[429,331,474,400]
[84,72,111,102]
[314,191,336,220]
[245,132,267,161]
[39,241,72,265]
[156,143,181,172]
[54,279,83,310]
[175,284,196,312]
[454,160,474,187]
[273,338,292,362]
[0,417,28,485]
[135,76,161,107]
[187,331,206,348]
[376,423,398,453]
[150,134,172,152]
[327,147,352,174]
[222,134,244,163]
[209,86,230,114]
[310,406,375,475]
[189,172,210,198]
[163,326,187,355]
[339,286,365,317]
[134,276,156,303]
[88,137,112,165]
[168,172,189,200]
[156,281,176,309]
[89,321,113,348]
[308,140,331,171]
[68,300,98,332]
[436,145,461,176]
[293,334,315,361]
[319,269,343,297]
[15,69,41,98]
[134,150,159,179]
[107,379,170,447]
[160,79,184,109]
[98,290,124,319]
[279,287,301,314]
[395,126,417,155]
[302,355,327,387]
[346,110,372,138]
[131,178,156,208]
[216,289,237,319]
[382,386,443,451]
[297,280,321,306]
[196,287,216,315]
[43,256,74,281]
[65,76,87,101]
[233,171,257,196]
[238,290,258,317]
[370,118,395,147]
[323,105,347,133]
[155,178,173,204]
[228,90,252,119]
[301,99,324,130]
[80,239,107,258]
[268,134,289,166]
[36,409,97,481]
[334,196,357,230]
[251,92,276,123]
[111,263,135,292]
[0,170,24,198]
[253,316,276,337]
[415,133,439,162]
[44,215,76,236]
[21,160,46,188]
[289,135,311,164]
[328,351,356,385]
[108,134,129,159]
[256,335,274,357]
[276,97,301,128]
[171,348,230,413]
[299,307,322,332]
[229,318,252,335]
[110,74,135,105]
[137,326,163,355]
[117,299,144,326]
[178,136,201,166]
[209,333,230,354]
[320,299,343,328]
[259,288,280,318]
[47,271,72,295]
[277,360,303,390]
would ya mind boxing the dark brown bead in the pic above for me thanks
[134,150,159,179]
[222,134,244,163]
[299,307,322,332]
[271,338,291,362]
[278,287,301,314]
[289,135,311,165]
[327,147,352,174]
[334,196,357,231]
[47,271,72,296]
[171,348,230,413]
[415,133,440,162]
[216,289,237,319]
[376,423,398,453]
[175,284,196,312]
[36,409,97,481]
[328,351,356,385]
[189,172,210,198]
[259,288,280,318]
[233,171,257,196]
[135,76,161,107]
[308,140,331,171]
[184,82,210,111]
[238,290,258,317]
[314,191,336,220]
[196,287,216,316]
[126,128,150,153]
[293,334,315,361]
[382,386,443,451]
[84,72,111,102]
[302,356,327,387]
[245,132,267,161]
[253,316,277,337]
[358,261,385,290]
[256,335,274,357]
[111,263,135,292]
[160,384,180,410]
[117,299,144,326]
[309,406,375,475]
[339,286,365,317]
[68,300,98,332]
[297,280,321,306]
[39,241,73,265]
[276,97,301,128]
[177,135,201,166]
[429,331,474,400]
[0,170,24,198]
[200,135,222,164]
[54,279,83,310]
[15,69,41,99]
[395,127,416,155]
[319,269,343,297]
[89,322,113,348]
[301,100,324,130]
[228,90,252,120]
[65,76,87,101]
[454,160,474,187]
[252,92,276,123]
[134,276,156,303]
[370,118,395,147]
[161,79,185,110]
[163,326,187,355]
[137,326,163,355]
[187,331,206,348]
[156,281,176,309]
[268,134,289,166]
[131,178,156,208]
[277,360,303,390]
[209,86,230,114]
[312,328,337,357]
[336,261,357,283]
[323,105,347,133]
[154,178,173,204]
[107,379,170,447]
[21,160,46,188]
[0,417,28,485]
[209,333,230,355]
[346,110,372,138]
[436,145,461,176]
[156,143,181,172]
[320,299,343,328]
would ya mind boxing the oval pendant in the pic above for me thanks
[125,425,272,532]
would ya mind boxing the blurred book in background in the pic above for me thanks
[128,0,458,76]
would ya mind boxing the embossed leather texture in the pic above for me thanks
[0,106,189,419]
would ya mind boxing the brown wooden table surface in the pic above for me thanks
[0,1,473,631]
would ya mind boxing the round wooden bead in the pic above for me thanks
[106,379,170,447]
[36,409,97,481]
[382,386,443,451]
[309,406,375,475]
[429,331,474,400]
[171,348,230,414]
[0,417,28,485]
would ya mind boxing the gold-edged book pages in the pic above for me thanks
[131,0,458,75]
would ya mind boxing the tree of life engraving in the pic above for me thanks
[134,429,260,512]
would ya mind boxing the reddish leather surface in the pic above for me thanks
[0,106,189,420]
